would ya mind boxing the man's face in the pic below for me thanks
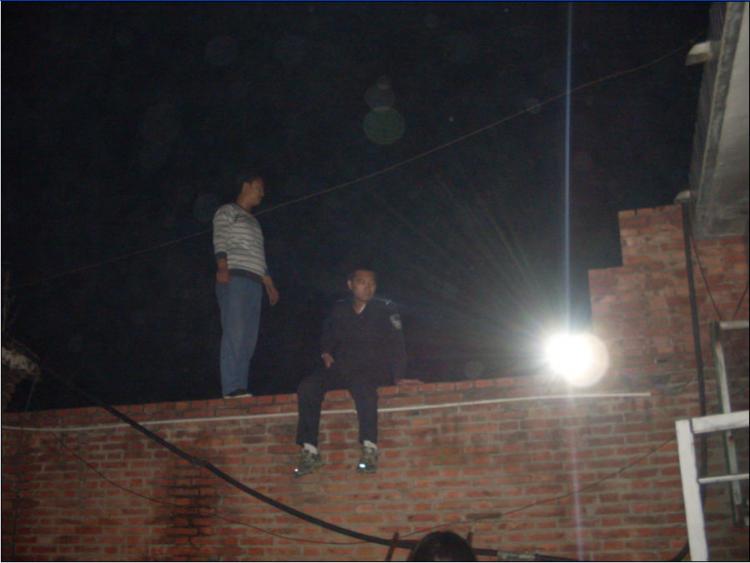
[244,178,265,206]
[348,270,377,302]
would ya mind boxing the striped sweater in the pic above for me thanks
[212,203,268,279]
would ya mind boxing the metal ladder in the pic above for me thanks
[710,320,749,524]
[676,320,749,561]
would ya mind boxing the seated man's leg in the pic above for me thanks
[296,369,328,448]
[296,366,349,445]
[349,377,381,472]
[294,367,346,477]
[348,377,380,446]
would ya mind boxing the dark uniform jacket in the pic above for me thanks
[320,297,407,386]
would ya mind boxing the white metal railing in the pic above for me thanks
[676,410,750,561]
[710,319,749,523]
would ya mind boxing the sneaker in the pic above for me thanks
[223,389,252,399]
[356,445,378,473]
[293,449,323,477]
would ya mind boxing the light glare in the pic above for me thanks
[544,332,609,387]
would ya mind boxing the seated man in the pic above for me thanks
[294,268,407,476]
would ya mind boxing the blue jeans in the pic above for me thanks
[216,276,262,395]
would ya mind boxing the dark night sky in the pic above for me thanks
[2,3,708,411]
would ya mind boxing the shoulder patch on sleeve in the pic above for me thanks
[389,313,402,330]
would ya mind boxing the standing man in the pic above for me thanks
[213,173,279,398]
[294,268,407,477]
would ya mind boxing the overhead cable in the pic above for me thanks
[33,364,496,557]
[10,363,690,560]
[10,35,700,292]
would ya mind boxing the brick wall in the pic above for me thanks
[589,204,749,562]
[2,204,748,562]
[589,205,748,390]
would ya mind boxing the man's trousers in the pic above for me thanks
[296,365,380,447]
[216,276,262,395]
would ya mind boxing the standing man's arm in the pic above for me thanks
[262,275,279,306]
[216,258,230,284]
[213,207,232,284]
[253,220,279,306]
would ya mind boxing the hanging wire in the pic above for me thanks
[50,431,362,547]
[6,360,686,560]
[9,34,702,293]
[731,281,748,320]
[689,235,724,321]
[397,434,677,541]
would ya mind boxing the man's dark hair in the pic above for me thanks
[407,531,477,562]
[347,268,377,282]
[236,170,263,187]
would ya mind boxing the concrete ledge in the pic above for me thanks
[1,373,654,433]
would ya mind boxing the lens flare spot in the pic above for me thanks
[544,333,609,387]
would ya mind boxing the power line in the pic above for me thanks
[689,226,750,323]
[732,281,748,320]
[50,432,360,547]
[689,234,723,321]
[9,35,700,292]
[9,230,208,291]
[10,362,684,560]
[396,435,677,540]
[30,362,495,557]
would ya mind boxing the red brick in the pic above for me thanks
[2,206,747,562]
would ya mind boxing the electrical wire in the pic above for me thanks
[671,200,714,562]
[689,234,724,321]
[686,210,749,324]
[679,203,708,422]
[3,46,736,563]
[486,436,676,521]
[48,424,578,561]
[731,281,748,321]
[41,387,677,558]
[9,361,695,561]
[32,363,504,556]
[396,435,677,540]
[49,432,360,547]
[9,230,208,291]
[9,34,701,292]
